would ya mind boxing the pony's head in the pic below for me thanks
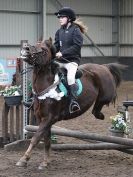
[20,38,55,66]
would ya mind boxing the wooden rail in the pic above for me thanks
[25,125,133,147]
[1,102,23,145]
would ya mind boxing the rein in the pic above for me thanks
[20,66,33,75]
[30,54,59,97]
[21,63,60,99]
[54,57,94,76]
[33,80,60,97]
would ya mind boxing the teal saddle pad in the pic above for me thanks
[58,79,83,97]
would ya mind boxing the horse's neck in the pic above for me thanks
[33,67,54,92]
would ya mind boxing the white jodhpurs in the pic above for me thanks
[57,62,78,85]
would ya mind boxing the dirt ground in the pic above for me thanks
[0,81,133,177]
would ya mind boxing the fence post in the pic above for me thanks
[1,102,23,145]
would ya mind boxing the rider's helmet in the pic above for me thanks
[55,7,76,21]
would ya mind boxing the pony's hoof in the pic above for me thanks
[16,160,27,167]
[94,112,105,120]
[99,112,104,120]
[38,162,48,170]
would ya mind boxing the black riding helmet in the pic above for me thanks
[55,7,76,21]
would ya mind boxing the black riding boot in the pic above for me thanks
[69,84,80,113]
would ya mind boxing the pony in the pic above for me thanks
[16,38,126,169]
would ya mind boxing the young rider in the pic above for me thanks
[54,7,87,113]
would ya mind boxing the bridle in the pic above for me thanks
[20,44,51,76]
[28,45,49,66]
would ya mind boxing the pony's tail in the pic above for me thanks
[73,18,88,34]
[105,63,128,87]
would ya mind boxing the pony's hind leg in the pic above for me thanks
[92,101,105,120]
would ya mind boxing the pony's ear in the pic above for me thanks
[49,37,53,45]
[44,37,53,48]
[38,36,43,42]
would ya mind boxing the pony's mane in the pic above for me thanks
[37,39,56,59]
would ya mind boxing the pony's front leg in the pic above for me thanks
[16,120,51,168]
[38,128,51,170]
[16,140,34,167]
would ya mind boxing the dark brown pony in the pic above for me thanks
[16,38,126,169]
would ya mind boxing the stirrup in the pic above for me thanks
[69,100,80,114]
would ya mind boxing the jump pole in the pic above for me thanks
[25,125,133,147]
[51,143,133,151]
[4,125,133,153]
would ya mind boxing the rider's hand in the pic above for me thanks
[56,51,62,59]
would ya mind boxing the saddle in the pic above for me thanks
[53,67,83,98]
[51,60,83,97]
[52,60,83,80]
[57,67,83,88]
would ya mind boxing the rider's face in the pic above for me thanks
[59,16,68,26]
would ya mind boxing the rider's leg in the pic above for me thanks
[65,62,80,113]
[66,62,78,85]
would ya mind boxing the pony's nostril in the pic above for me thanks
[25,47,29,50]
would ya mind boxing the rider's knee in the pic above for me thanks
[67,76,75,85]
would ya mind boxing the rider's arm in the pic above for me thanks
[54,30,60,53]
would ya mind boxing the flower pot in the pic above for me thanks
[109,128,124,137]
[4,95,23,106]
